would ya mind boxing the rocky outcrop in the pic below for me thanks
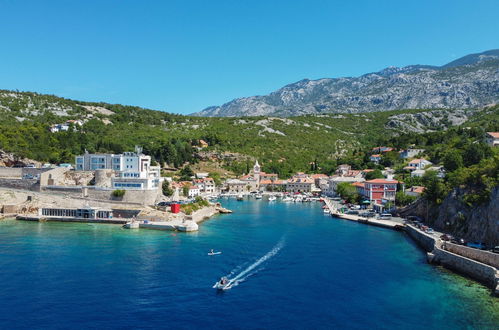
[0,150,42,167]
[194,50,499,117]
[400,187,499,246]
[385,109,476,133]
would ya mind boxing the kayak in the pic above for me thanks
[208,251,222,255]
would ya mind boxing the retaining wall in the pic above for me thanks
[0,167,22,178]
[405,225,439,252]
[406,225,498,291]
[0,178,39,191]
[444,242,499,269]
[433,248,498,287]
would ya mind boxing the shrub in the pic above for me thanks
[112,189,126,198]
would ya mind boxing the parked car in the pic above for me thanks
[426,228,434,234]
[466,242,487,250]
[156,201,172,207]
[450,238,466,245]
[379,213,392,220]
[491,246,499,254]
[440,234,453,241]
[347,210,359,215]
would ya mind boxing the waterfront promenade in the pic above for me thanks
[322,198,405,230]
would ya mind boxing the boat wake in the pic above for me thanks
[215,237,285,290]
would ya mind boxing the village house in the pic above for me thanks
[259,172,279,182]
[286,177,315,193]
[406,186,425,197]
[258,179,286,192]
[372,146,394,153]
[193,177,216,194]
[225,179,247,193]
[325,166,364,197]
[405,158,433,171]
[49,120,83,133]
[411,169,426,178]
[399,148,425,159]
[188,185,201,198]
[486,132,499,147]
[370,154,381,164]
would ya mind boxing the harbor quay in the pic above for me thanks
[322,197,499,295]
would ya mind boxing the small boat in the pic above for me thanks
[255,194,263,199]
[282,196,293,202]
[323,209,330,214]
[268,195,276,201]
[213,277,231,290]
[236,194,244,201]
[208,251,222,256]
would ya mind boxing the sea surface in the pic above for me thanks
[0,198,498,329]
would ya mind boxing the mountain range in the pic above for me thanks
[194,49,499,117]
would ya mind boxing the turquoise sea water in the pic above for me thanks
[0,199,497,329]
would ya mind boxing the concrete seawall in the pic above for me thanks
[445,242,499,269]
[405,224,499,294]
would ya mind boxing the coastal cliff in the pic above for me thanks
[400,187,499,246]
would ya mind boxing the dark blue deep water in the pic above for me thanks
[0,199,498,329]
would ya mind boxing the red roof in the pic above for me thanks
[259,179,273,185]
[365,179,399,184]
[352,182,365,188]
[311,174,328,179]
[371,154,381,158]
[487,132,499,138]
[409,186,425,193]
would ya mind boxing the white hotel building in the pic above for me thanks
[75,146,161,190]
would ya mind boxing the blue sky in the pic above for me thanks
[0,0,498,114]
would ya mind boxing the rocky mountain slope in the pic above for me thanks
[194,49,499,117]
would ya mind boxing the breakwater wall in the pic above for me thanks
[405,224,499,293]
[445,243,499,269]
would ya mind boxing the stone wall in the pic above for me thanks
[0,178,39,191]
[433,248,498,287]
[444,242,499,269]
[405,225,438,252]
[406,224,498,290]
[0,167,22,178]
[91,188,160,206]
[39,167,70,186]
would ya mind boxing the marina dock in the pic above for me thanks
[322,198,405,230]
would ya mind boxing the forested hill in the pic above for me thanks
[0,89,497,177]
[194,49,499,117]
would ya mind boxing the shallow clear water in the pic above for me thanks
[0,199,497,329]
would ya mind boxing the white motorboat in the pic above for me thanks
[282,196,293,202]
[208,251,222,256]
[255,194,263,199]
[236,194,244,201]
[268,195,277,201]
[323,209,330,214]
[213,277,231,290]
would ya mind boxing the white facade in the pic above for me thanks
[486,132,499,147]
[188,186,201,197]
[407,159,433,170]
[75,146,161,190]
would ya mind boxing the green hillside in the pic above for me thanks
[0,90,496,178]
